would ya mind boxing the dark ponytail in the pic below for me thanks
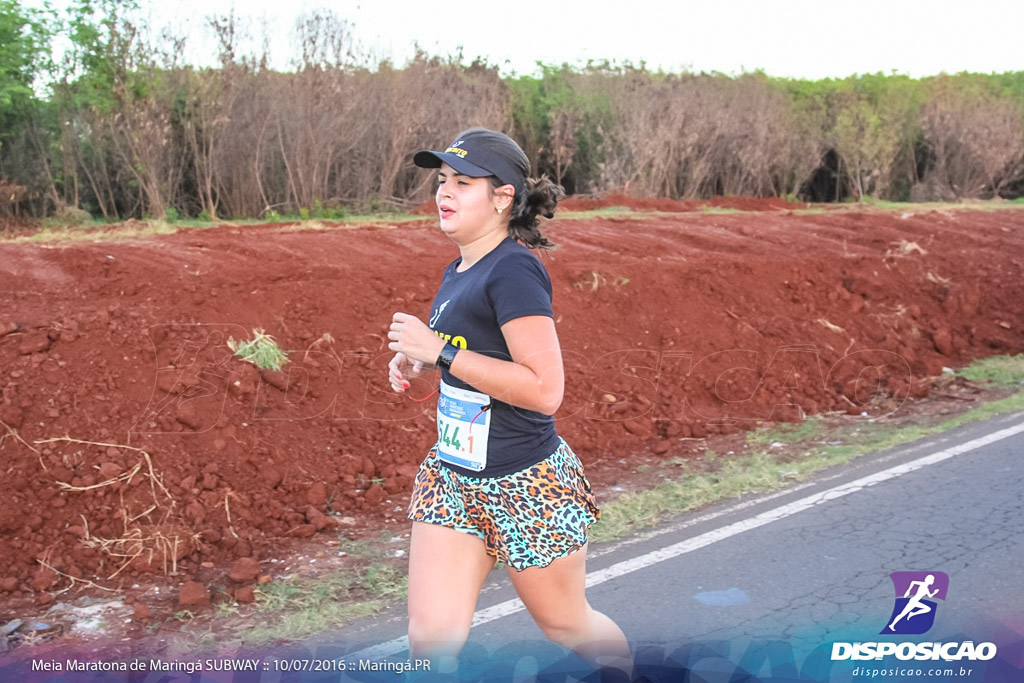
[496,175,565,250]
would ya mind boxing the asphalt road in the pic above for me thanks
[284,410,1024,682]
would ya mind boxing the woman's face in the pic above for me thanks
[435,162,510,242]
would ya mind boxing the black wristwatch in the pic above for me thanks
[436,342,459,370]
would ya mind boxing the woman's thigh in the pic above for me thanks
[408,521,497,627]
[505,543,589,629]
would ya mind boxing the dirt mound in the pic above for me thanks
[706,195,804,211]
[410,198,439,216]
[0,208,1022,612]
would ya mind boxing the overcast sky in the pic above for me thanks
[47,0,1024,79]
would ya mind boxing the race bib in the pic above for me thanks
[436,379,491,471]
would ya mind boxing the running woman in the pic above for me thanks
[386,128,632,674]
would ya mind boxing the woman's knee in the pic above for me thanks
[531,605,594,644]
[407,613,471,653]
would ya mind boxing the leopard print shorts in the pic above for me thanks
[406,437,601,571]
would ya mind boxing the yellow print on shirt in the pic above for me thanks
[433,330,468,349]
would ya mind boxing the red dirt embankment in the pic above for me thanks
[0,207,1022,606]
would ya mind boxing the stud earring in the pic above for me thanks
[497,207,503,214]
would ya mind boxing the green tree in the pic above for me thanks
[0,0,51,148]
[829,75,919,201]
[0,0,58,216]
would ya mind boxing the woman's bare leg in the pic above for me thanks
[407,521,496,662]
[506,543,632,675]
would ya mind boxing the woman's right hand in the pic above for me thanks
[388,351,425,393]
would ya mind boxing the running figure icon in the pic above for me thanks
[882,570,949,635]
[888,574,939,631]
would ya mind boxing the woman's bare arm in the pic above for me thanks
[387,313,564,415]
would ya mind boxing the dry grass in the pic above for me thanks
[30,435,197,585]
[0,219,183,244]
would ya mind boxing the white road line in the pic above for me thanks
[348,417,1024,660]
[586,414,975,559]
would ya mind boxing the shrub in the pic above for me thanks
[54,205,92,225]
[227,329,290,371]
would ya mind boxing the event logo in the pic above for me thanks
[880,571,949,635]
[832,570,996,663]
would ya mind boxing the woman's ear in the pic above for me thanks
[495,185,515,214]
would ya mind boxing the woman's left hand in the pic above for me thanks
[388,312,446,365]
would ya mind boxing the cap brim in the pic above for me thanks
[413,150,493,178]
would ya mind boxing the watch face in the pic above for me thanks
[439,343,459,368]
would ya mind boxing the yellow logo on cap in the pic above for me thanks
[445,145,468,158]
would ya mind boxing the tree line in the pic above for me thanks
[2,0,1023,221]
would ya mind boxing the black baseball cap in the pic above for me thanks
[414,128,528,201]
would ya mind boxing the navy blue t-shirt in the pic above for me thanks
[428,236,562,478]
